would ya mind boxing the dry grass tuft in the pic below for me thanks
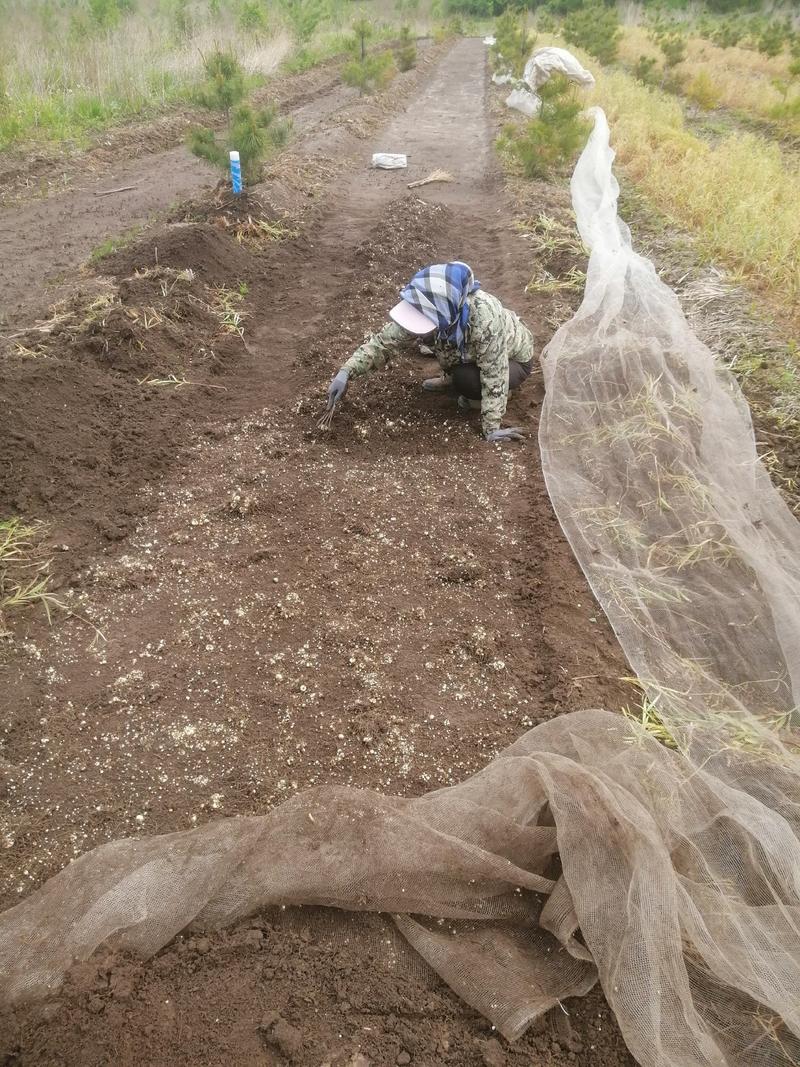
[0,518,62,636]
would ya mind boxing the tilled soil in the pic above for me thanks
[1,40,635,1067]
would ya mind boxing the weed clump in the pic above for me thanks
[0,518,60,636]
[632,55,659,87]
[685,70,722,110]
[342,53,396,94]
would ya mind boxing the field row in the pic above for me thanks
[0,0,445,151]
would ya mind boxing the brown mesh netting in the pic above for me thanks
[2,90,799,1067]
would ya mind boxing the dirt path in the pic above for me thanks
[1,40,636,1067]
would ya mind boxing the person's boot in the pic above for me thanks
[457,395,481,412]
[422,374,453,392]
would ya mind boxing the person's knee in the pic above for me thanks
[451,365,481,399]
[508,360,532,393]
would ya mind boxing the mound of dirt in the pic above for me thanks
[169,187,283,226]
[0,229,257,558]
[103,222,260,289]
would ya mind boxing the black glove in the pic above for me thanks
[327,369,350,410]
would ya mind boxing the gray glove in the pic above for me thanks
[486,427,526,443]
[327,369,349,410]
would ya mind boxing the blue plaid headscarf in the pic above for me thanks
[399,261,480,356]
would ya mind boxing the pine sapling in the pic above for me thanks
[499,73,590,180]
[563,4,621,66]
[395,25,417,72]
[189,51,290,185]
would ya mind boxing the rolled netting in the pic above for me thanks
[2,75,800,1067]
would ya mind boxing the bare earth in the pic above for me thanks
[1,40,636,1067]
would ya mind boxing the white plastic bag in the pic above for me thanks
[499,46,595,118]
[505,88,541,117]
[371,153,407,169]
[523,47,595,93]
[483,35,496,45]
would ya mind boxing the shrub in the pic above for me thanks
[686,70,722,110]
[194,50,246,119]
[498,72,590,178]
[491,11,536,79]
[395,25,417,72]
[768,96,800,129]
[342,52,396,94]
[283,0,326,43]
[632,55,659,87]
[563,4,620,66]
[238,0,268,35]
[711,19,745,48]
[658,32,686,71]
[350,15,373,60]
[756,22,787,59]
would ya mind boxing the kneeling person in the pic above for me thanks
[326,262,533,443]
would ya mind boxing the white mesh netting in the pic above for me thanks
[2,72,800,1067]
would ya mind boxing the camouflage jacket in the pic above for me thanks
[341,290,534,435]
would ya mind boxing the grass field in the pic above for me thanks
[0,1,291,149]
[0,0,436,151]
[528,25,800,328]
[617,23,800,133]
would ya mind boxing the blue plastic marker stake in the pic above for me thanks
[229,150,243,195]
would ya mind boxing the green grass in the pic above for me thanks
[0,80,192,151]
[90,226,144,264]
[280,26,403,75]
[0,0,442,154]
